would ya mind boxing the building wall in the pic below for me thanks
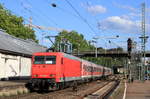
[20,56,31,76]
[0,53,5,78]
[0,53,31,79]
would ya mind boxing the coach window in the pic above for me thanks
[45,56,56,64]
[34,56,45,64]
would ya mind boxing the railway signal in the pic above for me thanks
[127,38,132,53]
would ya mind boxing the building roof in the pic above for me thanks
[0,29,47,56]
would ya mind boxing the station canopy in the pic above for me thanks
[0,30,47,56]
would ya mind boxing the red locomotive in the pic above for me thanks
[26,52,112,91]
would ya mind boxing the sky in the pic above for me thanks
[0,0,150,51]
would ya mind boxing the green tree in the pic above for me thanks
[0,4,37,42]
[55,30,94,52]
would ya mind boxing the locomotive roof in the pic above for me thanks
[63,53,105,68]
[0,30,47,57]
[63,53,82,61]
[64,53,111,69]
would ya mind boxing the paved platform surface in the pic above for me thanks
[126,80,150,99]
[0,81,25,87]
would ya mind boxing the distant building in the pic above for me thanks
[0,29,47,80]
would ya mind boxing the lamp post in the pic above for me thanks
[89,40,97,58]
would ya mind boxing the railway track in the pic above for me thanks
[0,79,119,99]
[84,80,119,99]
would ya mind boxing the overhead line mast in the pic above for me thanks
[140,3,149,81]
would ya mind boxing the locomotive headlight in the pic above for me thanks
[50,74,55,77]
[33,74,38,77]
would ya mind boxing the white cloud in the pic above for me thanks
[120,12,141,20]
[120,14,131,20]
[86,5,107,14]
[113,3,141,21]
[98,16,141,34]
[129,13,141,17]
[113,3,136,12]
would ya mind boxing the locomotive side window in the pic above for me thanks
[45,56,56,64]
[34,56,45,64]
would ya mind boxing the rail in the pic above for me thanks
[83,80,119,99]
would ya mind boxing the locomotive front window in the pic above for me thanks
[34,56,56,64]
[45,56,56,64]
[34,56,45,64]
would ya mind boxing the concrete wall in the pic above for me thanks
[0,53,31,79]
[0,53,5,78]
[20,57,31,76]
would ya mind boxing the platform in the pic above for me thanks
[126,80,150,99]
[0,80,28,97]
[0,81,25,86]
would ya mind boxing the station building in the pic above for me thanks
[0,30,47,80]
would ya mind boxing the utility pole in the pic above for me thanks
[94,40,98,58]
[29,17,33,29]
[90,40,97,58]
